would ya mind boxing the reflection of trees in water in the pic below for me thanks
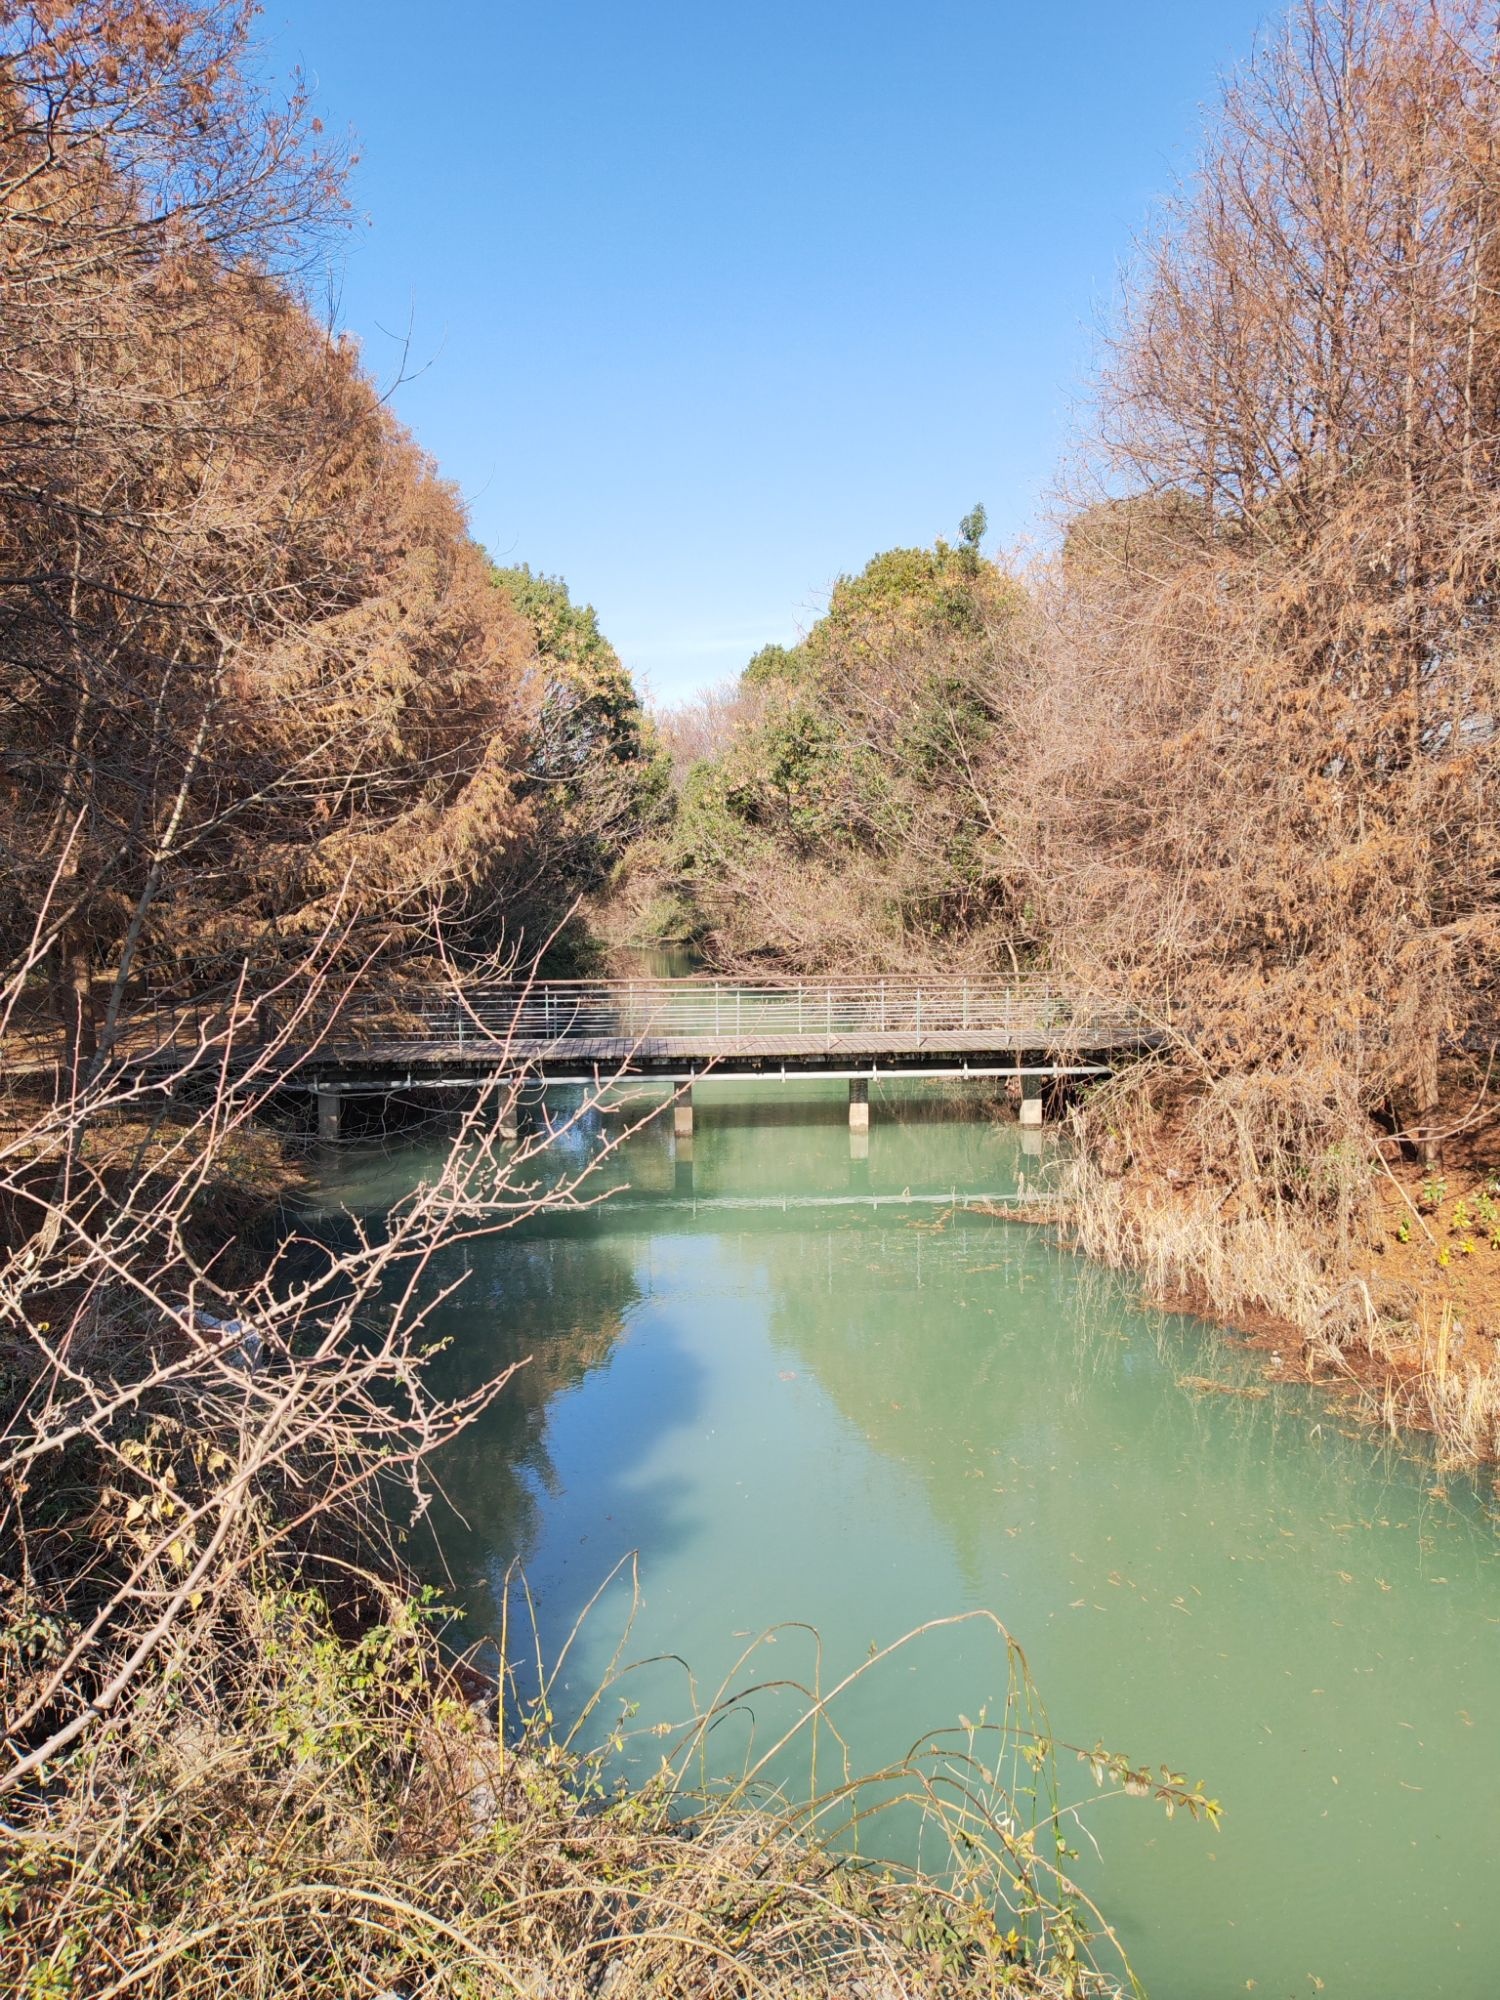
[681,1086,1017,1203]
[1061,1257,1473,1533]
[419,1224,643,1596]
[721,1214,1471,1604]
[710,1217,1064,1582]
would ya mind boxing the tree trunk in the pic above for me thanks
[54,924,97,1081]
[1413,1022,1441,1167]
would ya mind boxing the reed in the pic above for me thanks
[2,1554,1216,2000]
[1061,1077,1500,1468]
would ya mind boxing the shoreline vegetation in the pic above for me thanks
[2,0,1498,1995]
[985,1138,1500,1475]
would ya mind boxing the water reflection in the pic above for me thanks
[425,1232,645,1582]
[308,1081,1500,2000]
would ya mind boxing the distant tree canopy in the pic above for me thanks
[487,565,671,965]
[741,643,800,688]
[490,565,665,811]
[656,530,1034,970]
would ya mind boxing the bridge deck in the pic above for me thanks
[41,977,1151,1089]
[321,980,1140,1071]
[339,1027,1135,1075]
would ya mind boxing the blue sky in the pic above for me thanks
[263,1,1269,703]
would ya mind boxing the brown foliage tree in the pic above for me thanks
[0,2,535,1070]
[1037,0,1500,1176]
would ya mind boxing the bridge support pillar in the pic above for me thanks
[849,1078,870,1132]
[1019,1071,1045,1127]
[673,1089,694,1140]
[500,1092,520,1141]
[317,1089,342,1142]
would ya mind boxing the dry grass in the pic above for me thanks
[1058,1067,1364,1340]
[1060,1072,1500,1469]
[0,1563,1210,2000]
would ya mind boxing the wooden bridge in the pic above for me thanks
[247,975,1152,1139]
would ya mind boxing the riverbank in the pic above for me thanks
[1054,1088,1500,1471]
[3,1567,1131,2000]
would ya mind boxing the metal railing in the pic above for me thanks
[23,976,1149,1081]
[313,977,1145,1056]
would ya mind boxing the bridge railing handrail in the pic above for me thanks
[127,976,1150,1064]
[323,978,1143,1049]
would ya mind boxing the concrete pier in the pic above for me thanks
[849,1077,870,1132]
[317,1089,342,1141]
[673,1089,694,1139]
[1019,1069,1045,1127]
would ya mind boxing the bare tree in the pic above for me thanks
[1039,0,1500,1128]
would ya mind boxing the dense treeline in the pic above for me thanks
[1,13,512,1062]
[628,516,1040,971]
[1034,0,1500,1389]
[0,0,662,1064]
[1044,0,1500,1144]
[489,562,670,968]
[629,0,1500,1445]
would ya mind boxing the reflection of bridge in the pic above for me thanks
[144,977,1153,1139]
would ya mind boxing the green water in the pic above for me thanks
[316,1081,1500,1998]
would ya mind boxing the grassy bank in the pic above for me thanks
[4,1566,1186,2000]
[1058,1071,1500,1471]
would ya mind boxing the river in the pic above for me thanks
[313,1079,1500,1999]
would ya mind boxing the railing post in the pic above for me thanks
[962,982,969,1030]
[915,988,922,1037]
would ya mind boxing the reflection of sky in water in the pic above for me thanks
[311,1082,1500,2000]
